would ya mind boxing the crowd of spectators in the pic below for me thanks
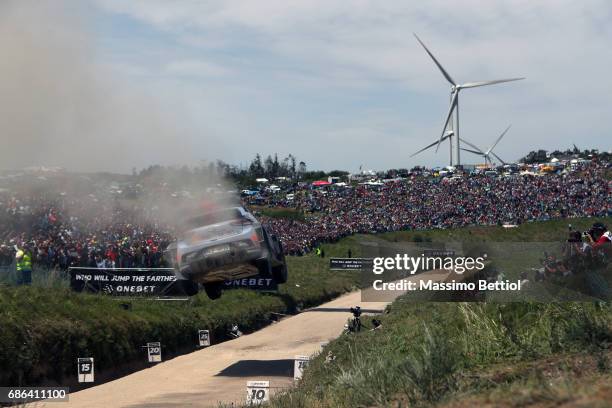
[0,195,173,271]
[1,162,610,269]
[251,163,611,255]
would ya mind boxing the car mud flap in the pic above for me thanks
[255,257,272,278]
[191,263,260,283]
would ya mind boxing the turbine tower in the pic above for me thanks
[413,33,524,166]
[461,125,511,166]
[410,92,456,166]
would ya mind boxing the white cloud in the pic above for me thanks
[165,59,231,77]
[88,1,612,168]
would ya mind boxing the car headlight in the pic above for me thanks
[183,251,197,262]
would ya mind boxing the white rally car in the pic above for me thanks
[166,206,287,299]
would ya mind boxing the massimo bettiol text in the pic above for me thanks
[371,253,523,292]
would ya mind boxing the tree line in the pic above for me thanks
[135,153,351,189]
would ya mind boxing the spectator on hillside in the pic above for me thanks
[15,244,33,285]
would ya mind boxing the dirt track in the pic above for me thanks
[40,270,449,408]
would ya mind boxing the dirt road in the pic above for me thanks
[43,270,449,408]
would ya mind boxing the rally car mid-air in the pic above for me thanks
[166,206,288,299]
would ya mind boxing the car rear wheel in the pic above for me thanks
[203,282,223,300]
[272,262,288,284]
[179,279,199,296]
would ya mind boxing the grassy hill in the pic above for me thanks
[267,216,612,408]
[270,302,611,407]
[1,215,609,398]
[0,252,359,388]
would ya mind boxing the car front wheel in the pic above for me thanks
[203,282,223,300]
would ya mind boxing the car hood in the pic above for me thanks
[179,221,247,246]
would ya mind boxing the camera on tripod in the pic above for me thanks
[349,306,361,317]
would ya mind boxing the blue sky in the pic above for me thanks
[1,1,611,172]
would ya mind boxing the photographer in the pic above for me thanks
[348,306,362,332]
[581,222,611,300]
[562,229,590,274]
[584,223,611,255]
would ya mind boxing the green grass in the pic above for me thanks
[268,302,611,408]
[255,206,306,221]
[437,351,612,408]
[0,266,69,289]
[377,217,611,244]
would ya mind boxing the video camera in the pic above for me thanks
[569,223,608,243]
[349,306,362,317]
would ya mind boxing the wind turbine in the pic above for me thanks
[461,125,511,166]
[410,130,454,165]
[413,33,524,166]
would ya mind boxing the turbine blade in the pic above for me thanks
[487,124,511,154]
[491,151,506,165]
[410,134,451,157]
[411,141,441,157]
[435,92,458,152]
[460,138,484,153]
[413,33,456,86]
[460,78,525,89]
[460,148,484,155]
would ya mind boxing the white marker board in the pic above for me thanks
[198,330,210,347]
[147,342,162,363]
[294,355,310,380]
[246,380,269,405]
[77,357,94,383]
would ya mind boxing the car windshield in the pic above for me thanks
[184,208,242,229]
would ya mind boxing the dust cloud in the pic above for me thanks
[0,0,215,173]
[0,1,235,230]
